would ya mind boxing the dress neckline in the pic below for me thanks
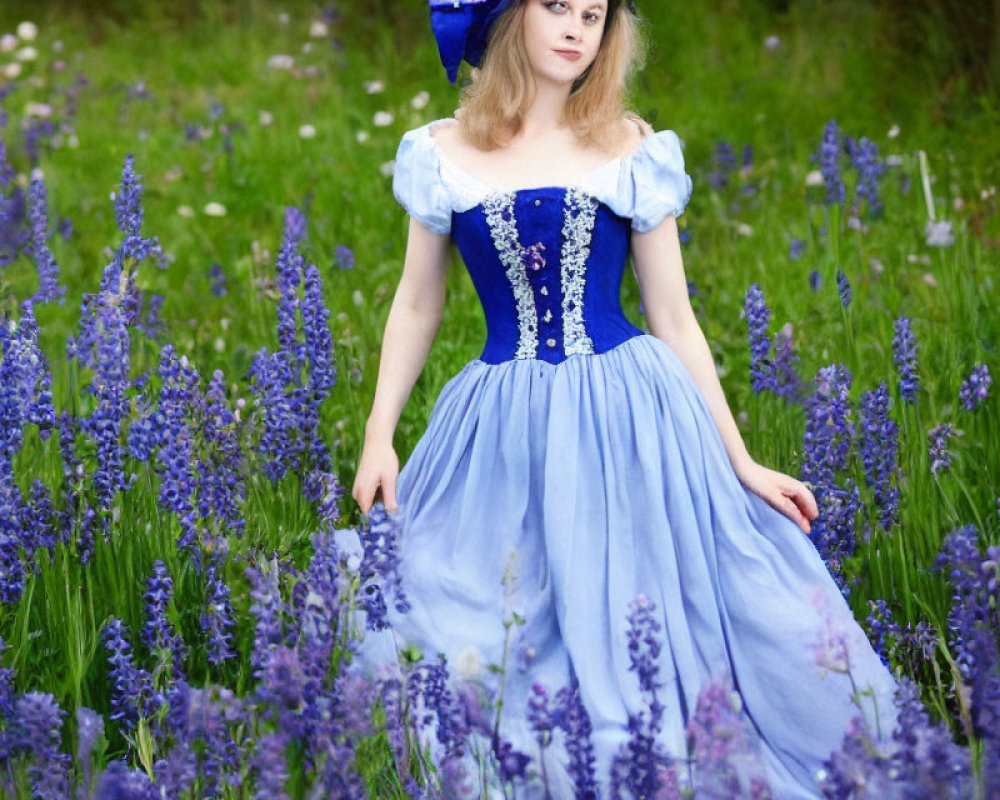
[425,117,648,197]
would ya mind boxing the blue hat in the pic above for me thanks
[429,0,637,85]
[429,0,514,85]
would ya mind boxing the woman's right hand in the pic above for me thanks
[352,437,400,515]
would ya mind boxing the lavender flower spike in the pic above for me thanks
[958,363,991,411]
[892,316,919,403]
[27,175,67,305]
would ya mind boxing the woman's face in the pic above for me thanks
[520,0,608,88]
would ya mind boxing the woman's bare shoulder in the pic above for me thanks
[617,112,654,156]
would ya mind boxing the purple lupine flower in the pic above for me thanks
[155,345,202,555]
[556,678,600,799]
[892,316,919,403]
[27,176,67,305]
[836,268,852,308]
[859,382,901,531]
[335,244,355,270]
[847,136,887,216]
[609,594,670,799]
[24,119,57,165]
[928,422,957,474]
[202,566,236,665]
[209,262,228,297]
[406,655,470,764]
[816,120,846,205]
[134,292,166,340]
[958,363,991,411]
[708,141,737,190]
[864,598,901,668]
[801,364,859,592]
[58,216,73,240]
[143,560,188,677]
[808,269,822,292]
[819,714,895,797]
[247,559,285,675]
[788,237,805,260]
[301,262,337,397]
[95,759,158,800]
[357,503,411,631]
[743,283,773,394]
[0,635,15,722]
[115,154,144,238]
[931,524,997,683]
[197,370,246,541]
[83,304,133,534]
[493,736,531,783]
[687,676,770,798]
[896,619,938,665]
[883,674,974,795]
[770,325,803,405]
[76,706,104,792]
[12,691,72,800]
[251,733,291,799]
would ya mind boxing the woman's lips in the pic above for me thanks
[554,49,582,60]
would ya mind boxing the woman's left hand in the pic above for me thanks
[734,459,819,536]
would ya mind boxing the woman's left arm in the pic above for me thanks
[631,216,818,535]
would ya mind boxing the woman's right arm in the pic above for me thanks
[352,216,452,515]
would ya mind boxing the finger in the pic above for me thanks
[784,482,818,522]
[382,476,399,513]
[776,493,809,534]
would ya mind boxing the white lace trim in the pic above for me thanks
[483,192,538,359]
[560,188,597,355]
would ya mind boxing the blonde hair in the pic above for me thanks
[454,0,649,152]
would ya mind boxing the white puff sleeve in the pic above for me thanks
[391,125,453,235]
[618,129,693,233]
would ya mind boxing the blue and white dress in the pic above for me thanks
[356,117,900,800]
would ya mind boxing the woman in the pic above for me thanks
[353,1,900,797]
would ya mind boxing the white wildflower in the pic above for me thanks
[24,101,51,117]
[266,54,294,70]
[299,123,316,138]
[887,123,900,139]
[0,34,17,53]
[924,219,954,247]
[16,22,38,41]
[804,169,824,187]
[736,222,753,237]
[1,63,22,79]
[258,109,273,126]
[177,204,195,218]
[764,35,780,50]
[278,12,290,25]
[410,90,430,110]
[885,154,904,167]
[203,202,227,217]
[301,42,313,54]
[373,110,393,127]
[363,79,384,94]
[921,272,938,287]
[356,130,369,143]
[379,160,395,178]
[52,39,63,52]
[66,133,79,149]
[213,337,225,352]
[455,646,485,679]
[352,289,364,306]
[14,46,37,62]
[309,20,328,37]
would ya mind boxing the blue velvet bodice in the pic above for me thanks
[391,118,694,366]
[452,187,644,365]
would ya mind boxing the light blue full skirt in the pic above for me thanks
[357,332,899,800]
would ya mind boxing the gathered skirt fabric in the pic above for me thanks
[357,332,900,800]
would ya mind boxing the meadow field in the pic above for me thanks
[0,0,998,797]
